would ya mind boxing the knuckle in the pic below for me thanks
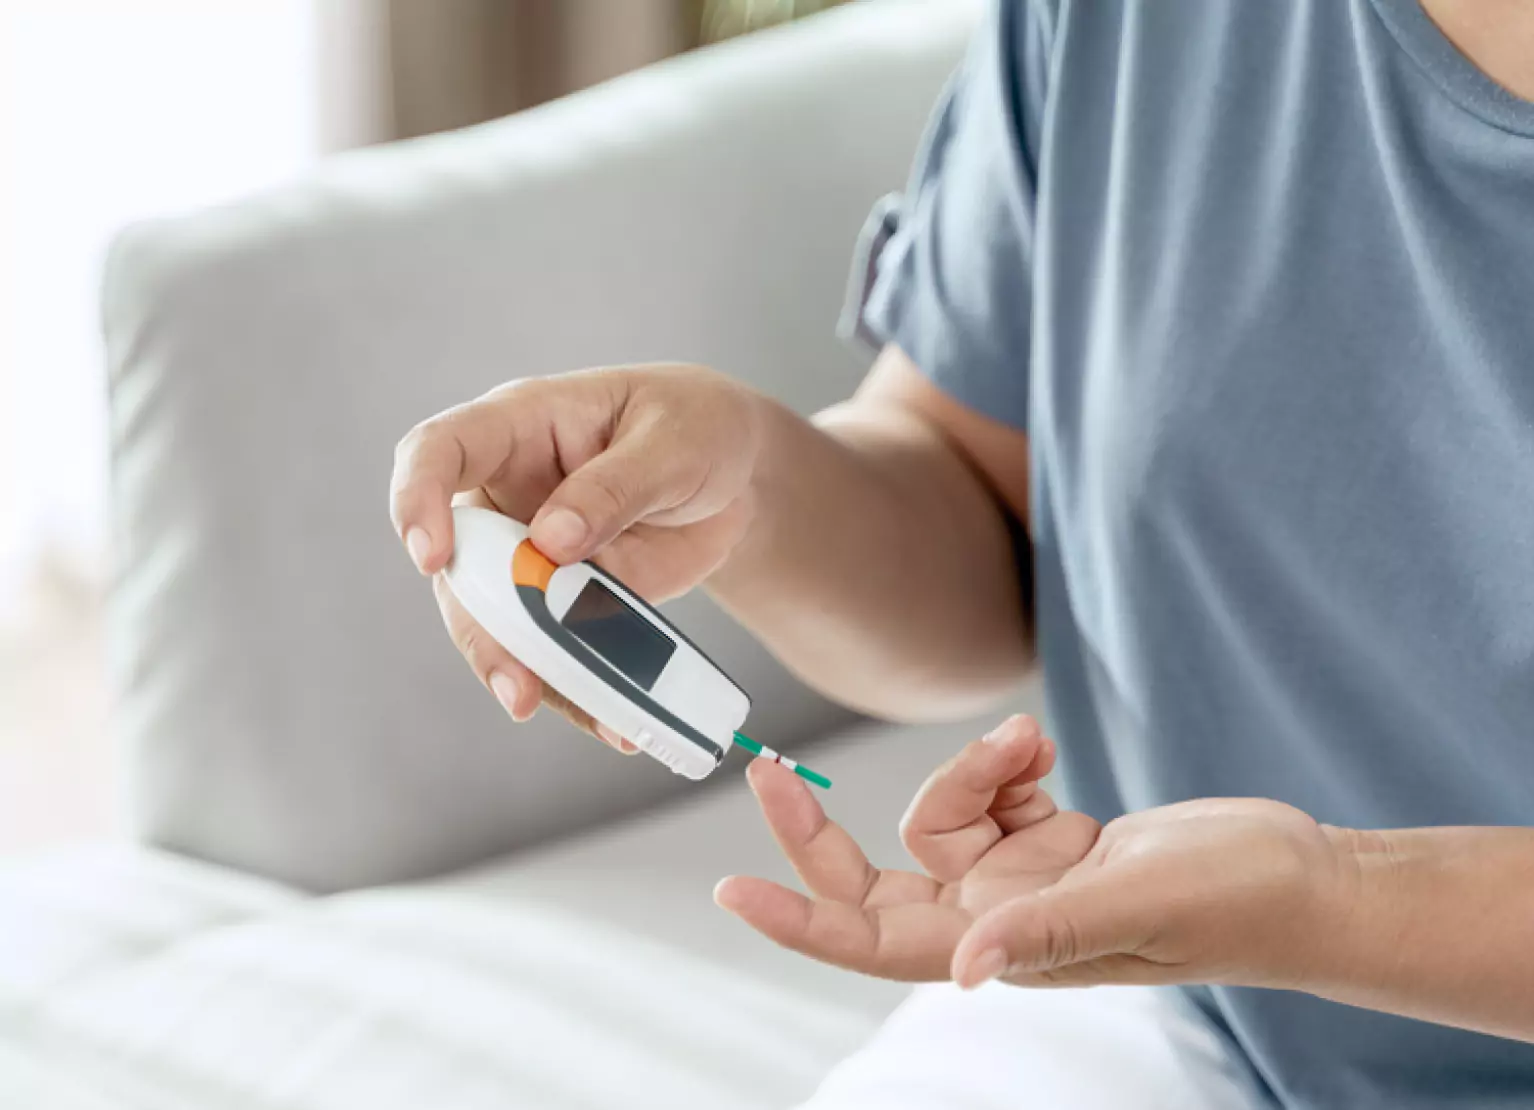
[483,376,534,404]
[1041,910,1082,969]
[1025,965,1078,989]
[432,576,463,620]
[389,431,423,499]
[455,623,484,663]
[542,687,595,733]
[455,623,500,681]
[392,421,434,469]
[390,426,445,504]
[401,405,475,463]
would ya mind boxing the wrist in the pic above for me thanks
[1288,823,1403,994]
[706,393,811,596]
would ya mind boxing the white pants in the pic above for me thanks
[800,984,1272,1110]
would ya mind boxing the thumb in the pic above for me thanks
[528,432,691,564]
[950,880,1151,988]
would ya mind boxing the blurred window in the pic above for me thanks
[0,0,318,851]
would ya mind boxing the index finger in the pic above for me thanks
[390,394,522,574]
[746,759,943,908]
[747,759,880,903]
[391,376,591,574]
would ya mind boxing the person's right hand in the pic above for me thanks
[389,364,767,751]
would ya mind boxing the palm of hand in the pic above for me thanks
[716,716,1103,981]
[950,807,1103,918]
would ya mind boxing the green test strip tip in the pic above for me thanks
[732,731,832,790]
[795,765,834,790]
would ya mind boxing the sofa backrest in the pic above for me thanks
[101,0,980,891]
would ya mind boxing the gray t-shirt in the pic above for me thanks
[845,1,1534,1106]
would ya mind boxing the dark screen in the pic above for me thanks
[561,579,676,691]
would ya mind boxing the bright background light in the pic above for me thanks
[0,0,320,850]
[0,0,318,599]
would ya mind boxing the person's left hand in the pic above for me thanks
[715,715,1356,992]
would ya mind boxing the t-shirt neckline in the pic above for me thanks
[1368,0,1534,137]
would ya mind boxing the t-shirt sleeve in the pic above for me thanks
[839,0,1053,432]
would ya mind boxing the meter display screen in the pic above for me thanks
[561,579,676,691]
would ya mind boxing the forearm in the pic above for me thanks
[708,393,1029,722]
[1307,825,1534,1042]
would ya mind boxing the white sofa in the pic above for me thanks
[2,4,1042,1106]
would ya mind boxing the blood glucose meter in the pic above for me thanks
[443,505,749,780]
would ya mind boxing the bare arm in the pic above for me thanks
[711,344,1034,721]
[1300,825,1534,1043]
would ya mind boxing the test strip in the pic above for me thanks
[731,732,833,790]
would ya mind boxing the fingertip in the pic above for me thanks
[953,945,1009,990]
[714,875,774,919]
[981,714,1028,745]
[529,507,591,563]
[746,758,822,842]
[745,754,777,787]
[595,723,639,755]
[713,876,745,912]
[980,715,1049,767]
[489,672,521,720]
[951,909,1011,981]
[712,876,805,939]
[1013,714,1041,740]
[965,733,1031,782]
[393,471,457,572]
[499,661,541,721]
[746,755,803,796]
[405,527,434,574]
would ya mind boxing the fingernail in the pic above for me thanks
[982,720,1015,744]
[537,509,588,554]
[958,946,1008,990]
[490,672,520,718]
[405,527,433,573]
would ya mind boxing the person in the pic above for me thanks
[389,1,1534,1106]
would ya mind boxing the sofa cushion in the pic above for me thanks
[10,711,1025,1109]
